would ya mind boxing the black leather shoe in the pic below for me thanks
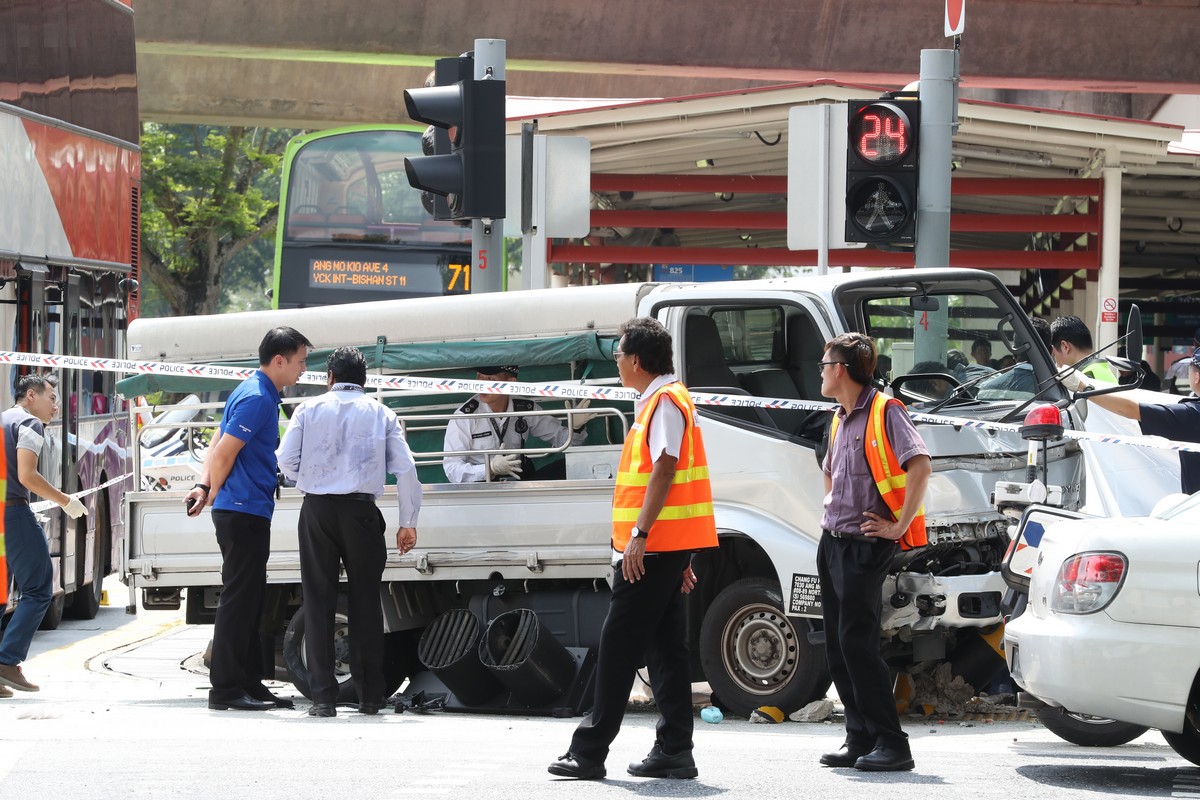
[627,745,698,779]
[208,693,274,711]
[819,743,872,768]
[547,752,606,780]
[246,686,295,709]
[854,744,915,772]
[358,701,387,715]
[307,703,337,718]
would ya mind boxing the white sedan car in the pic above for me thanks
[1006,492,1200,765]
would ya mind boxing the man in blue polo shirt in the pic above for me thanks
[185,327,312,711]
[1069,346,1200,494]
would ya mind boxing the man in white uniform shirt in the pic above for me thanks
[442,365,593,482]
[277,347,422,717]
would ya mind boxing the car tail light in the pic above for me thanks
[1051,552,1126,614]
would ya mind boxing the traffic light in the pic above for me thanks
[418,57,470,220]
[403,56,506,221]
[845,99,920,244]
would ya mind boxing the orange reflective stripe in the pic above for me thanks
[830,391,927,550]
[612,382,717,553]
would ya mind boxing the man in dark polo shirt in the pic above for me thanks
[184,327,313,711]
[1069,346,1200,494]
[0,375,87,693]
[817,333,931,773]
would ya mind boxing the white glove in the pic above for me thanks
[571,411,598,431]
[1059,368,1089,392]
[62,496,88,519]
[490,453,523,478]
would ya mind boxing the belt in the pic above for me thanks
[7,498,29,505]
[823,528,855,539]
[312,492,376,503]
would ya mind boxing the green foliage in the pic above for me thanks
[139,124,301,316]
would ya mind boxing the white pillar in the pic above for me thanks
[1094,166,1123,350]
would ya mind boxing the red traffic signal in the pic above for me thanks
[845,99,920,244]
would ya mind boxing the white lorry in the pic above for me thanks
[120,269,1176,715]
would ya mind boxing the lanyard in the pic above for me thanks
[488,415,510,443]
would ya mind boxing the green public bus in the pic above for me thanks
[272,125,474,309]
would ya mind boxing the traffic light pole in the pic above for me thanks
[472,38,506,293]
[914,48,958,365]
[915,48,958,270]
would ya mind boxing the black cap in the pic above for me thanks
[475,365,519,377]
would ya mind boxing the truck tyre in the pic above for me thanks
[283,600,416,703]
[68,505,107,620]
[1036,707,1149,747]
[699,577,830,719]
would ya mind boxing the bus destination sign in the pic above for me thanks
[309,258,446,292]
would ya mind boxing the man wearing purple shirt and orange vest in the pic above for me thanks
[818,333,931,772]
[550,317,717,781]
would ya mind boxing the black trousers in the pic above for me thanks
[209,510,272,703]
[298,494,388,705]
[570,549,693,763]
[817,532,907,751]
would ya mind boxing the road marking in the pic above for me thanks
[1174,767,1200,797]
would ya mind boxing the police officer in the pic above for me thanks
[442,366,593,482]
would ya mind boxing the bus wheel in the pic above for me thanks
[283,601,359,704]
[68,506,108,620]
[38,594,65,631]
[699,577,830,719]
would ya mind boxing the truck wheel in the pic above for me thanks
[283,602,358,704]
[699,577,830,719]
[1036,707,1149,746]
[1163,720,1200,766]
[283,602,419,703]
[68,507,107,620]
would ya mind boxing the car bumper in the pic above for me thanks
[1006,611,1199,734]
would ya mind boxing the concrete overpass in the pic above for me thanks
[134,0,1195,128]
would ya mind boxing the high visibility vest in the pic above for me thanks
[830,390,927,550]
[612,381,718,553]
[1081,360,1118,383]
[0,428,7,605]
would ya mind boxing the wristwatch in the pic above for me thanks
[630,525,649,539]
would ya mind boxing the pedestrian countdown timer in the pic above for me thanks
[845,99,920,244]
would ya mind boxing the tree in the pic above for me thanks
[139,124,299,316]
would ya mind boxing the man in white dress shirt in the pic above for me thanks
[277,346,422,717]
[442,365,593,483]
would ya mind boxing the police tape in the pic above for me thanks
[5,349,1200,457]
[29,471,132,514]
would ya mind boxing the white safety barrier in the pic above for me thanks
[3,349,1198,456]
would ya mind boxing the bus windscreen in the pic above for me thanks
[274,127,472,308]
